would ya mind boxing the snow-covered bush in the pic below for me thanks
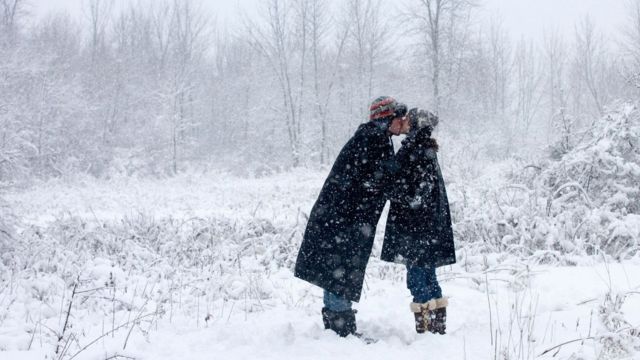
[539,103,640,257]
[450,103,640,261]
[0,194,15,271]
[562,289,640,360]
[0,212,305,353]
[595,292,640,359]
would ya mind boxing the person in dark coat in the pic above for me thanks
[294,96,409,338]
[381,108,456,335]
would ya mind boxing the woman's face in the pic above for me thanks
[388,116,410,135]
[399,116,411,134]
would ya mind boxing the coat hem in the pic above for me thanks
[293,269,362,303]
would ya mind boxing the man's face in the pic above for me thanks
[388,116,411,135]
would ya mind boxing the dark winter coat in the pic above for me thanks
[294,121,396,302]
[381,134,456,268]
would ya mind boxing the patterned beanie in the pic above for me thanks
[369,96,397,121]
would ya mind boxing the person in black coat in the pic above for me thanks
[381,108,456,334]
[294,96,409,338]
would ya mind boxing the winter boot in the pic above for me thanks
[321,307,357,337]
[410,297,448,334]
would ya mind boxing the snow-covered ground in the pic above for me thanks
[2,170,639,360]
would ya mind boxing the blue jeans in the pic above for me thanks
[323,289,353,311]
[323,265,442,310]
[406,264,442,303]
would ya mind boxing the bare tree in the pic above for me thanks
[406,0,475,115]
[149,1,174,72]
[308,0,348,164]
[513,37,544,145]
[488,16,511,117]
[620,0,640,94]
[622,0,640,67]
[168,0,209,174]
[293,0,309,142]
[543,29,567,142]
[309,0,328,163]
[84,0,113,63]
[244,0,302,166]
[342,0,390,120]
[0,0,28,45]
[574,17,606,116]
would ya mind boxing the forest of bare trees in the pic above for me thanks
[1,0,639,182]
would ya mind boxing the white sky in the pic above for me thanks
[28,0,629,42]
[480,0,627,40]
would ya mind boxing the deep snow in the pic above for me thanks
[1,170,639,360]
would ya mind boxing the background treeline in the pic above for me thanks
[1,0,639,182]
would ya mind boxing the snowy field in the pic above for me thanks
[4,0,640,358]
[1,170,640,360]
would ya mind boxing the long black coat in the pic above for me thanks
[294,121,395,302]
[381,136,456,268]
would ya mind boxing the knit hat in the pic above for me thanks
[370,96,405,121]
[408,108,438,130]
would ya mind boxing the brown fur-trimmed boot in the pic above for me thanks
[410,297,448,334]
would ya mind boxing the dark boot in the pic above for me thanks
[429,307,447,335]
[413,310,428,334]
[321,307,357,337]
[410,298,448,334]
[410,300,434,334]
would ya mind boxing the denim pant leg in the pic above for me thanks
[406,264,442,303]
[323,290,353,311]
